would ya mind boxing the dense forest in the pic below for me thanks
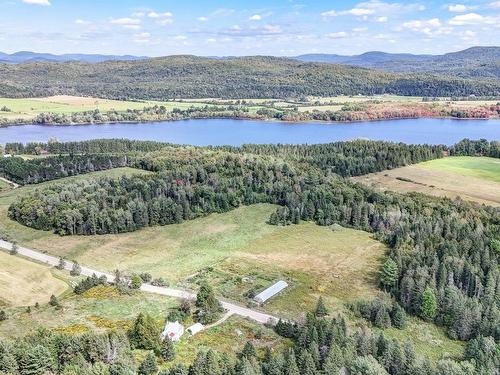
[2,306,497,375]
[1,56,499,99]
[5,139,500,350]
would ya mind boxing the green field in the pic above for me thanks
[0,95,208,121]
[419,156,500,183]
[354,156,500,207]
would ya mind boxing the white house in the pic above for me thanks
[3,154,12,158]
[254,280,289,304]
[187,323,204,336]
[162,321,184,342]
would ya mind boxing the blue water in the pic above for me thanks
[0,118,499,146]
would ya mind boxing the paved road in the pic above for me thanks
[0,239,278,325]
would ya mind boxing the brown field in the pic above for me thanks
[353,158,500,207]
[0,251,68,307]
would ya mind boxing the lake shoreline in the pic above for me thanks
[0,113,497,129]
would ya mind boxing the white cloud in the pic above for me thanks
[376,16,388,22]
[197,16,209,21]
[172,35,187,41]
[448,4,469,13]
[322,8,374,17]
[488,1,500,9]
[449,13,497,25]
[207,38,217,43]
[22,0,50,5]
[402,18,452,37]
[75,19,91,25]
[132,12,145,18]
[326,31,349,39]
[147,11,173,18]
[249,14,262,21]
[403,18,442,29]
[110,18,142,30]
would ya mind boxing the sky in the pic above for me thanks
[0,0,498,56]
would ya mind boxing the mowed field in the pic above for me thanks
[0,95,206,121]
[353,156,500,207]
[0,251,67,307]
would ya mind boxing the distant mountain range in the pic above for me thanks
[1,47,499,79]
[0,51,147,64]
[294,46,500,79]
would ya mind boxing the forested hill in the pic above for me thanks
[296,46,500,79]
[0,55,499,99]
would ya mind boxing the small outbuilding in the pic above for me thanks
[254,280,288,305]
[3,154,12,158]
[162,321,184,342]
[187,323,204,336]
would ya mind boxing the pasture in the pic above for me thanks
[353,156,500,207]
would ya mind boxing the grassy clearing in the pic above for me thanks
[0,179,12,193]
[353,156,500,207]
[0,251,67,308]
[382,317,465,362]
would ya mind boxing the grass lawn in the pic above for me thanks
[0,251,67,308]
[0,179,12,193]
[353,156,500,207]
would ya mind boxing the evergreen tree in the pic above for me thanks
[195,282,223,324]
[0,340,18,374]
[314,297,328,317]
[70,261,82,276]
[420,288,437,321]
[49,294,60,307]
[138,352,158,375]
[241,341,257,360]
[168,364,188,375]
[0,310,6,321]
[380,259,398,290]
[128,313,161,351]
[160,337,175,362]
[19,344,54,375]
[57,257,66,270]
[283,349,299,375]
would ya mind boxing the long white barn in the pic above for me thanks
[254,280,288,304]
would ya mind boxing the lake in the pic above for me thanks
[1,118,500,145]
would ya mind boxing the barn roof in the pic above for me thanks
[254,280,288,304]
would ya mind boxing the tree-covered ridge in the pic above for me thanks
[1,56,499,99]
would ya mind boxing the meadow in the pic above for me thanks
[353,156,500,207]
